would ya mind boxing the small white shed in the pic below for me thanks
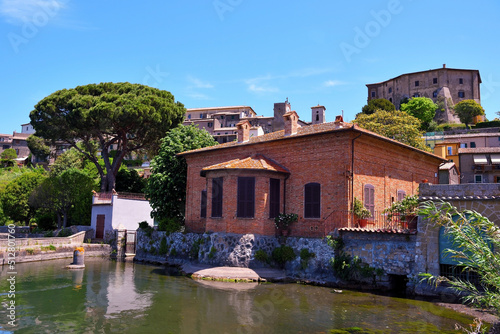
[90,191,154,239]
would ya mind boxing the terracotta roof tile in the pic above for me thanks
[338,227,417,235]
[458,147,500,154]
[179,121,445,162]
[201,154,290,176]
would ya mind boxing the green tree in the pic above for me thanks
[50,147,86,176]
[1,148,17,166]
[115,168,146,193]
[145,124,217,222]
[454,99,485,129]
[361,98,395,115]
[400,97,437,129]
[354,110,430,151]
[26,135,51,162]
[0,169,46,225]
[29,168,95,228]
[420,201,500,315]
[30,82,186,192]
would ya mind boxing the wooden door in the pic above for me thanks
[96,214,105,239]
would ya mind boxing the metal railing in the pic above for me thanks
[323,210,417,233]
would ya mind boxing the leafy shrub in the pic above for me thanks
[299,248,315,270]
[157,217,182,235]
[254,249,270,264]
[158,237,169,255]
[58,228,72,237]
[271,245,296,268]
[208,246,217,259]
[138,221,149,229]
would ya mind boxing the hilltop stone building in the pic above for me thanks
[366,65,481,123]
[180,112,445,238]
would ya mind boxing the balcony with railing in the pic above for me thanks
[323,210,418,235]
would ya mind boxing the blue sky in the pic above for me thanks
[1,0,499,134]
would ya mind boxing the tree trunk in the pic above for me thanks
[57,214,62,229]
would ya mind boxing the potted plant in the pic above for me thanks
[383,195,419,229]
[352,197,372,228]
[274,213,298,236]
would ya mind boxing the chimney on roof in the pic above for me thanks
[236,120,251,143]
[334,115,344,129]
[283,110,299,136]
[311,105,326,124]
[443,64,446,68]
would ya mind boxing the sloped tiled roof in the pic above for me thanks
[338,227,417,235]
[201,154,290,176]
[179,121,446,162]
[458,147,500,154]
[439,162,456,170]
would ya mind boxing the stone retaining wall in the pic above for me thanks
[0,231,86,250]
[340,230,418,276]
[135,230,337,281]
[0,244,111,265]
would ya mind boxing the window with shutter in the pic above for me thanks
[397,190,406,202]
[269,178,280,218]
[237,177,255,218]
[304,183,321,218]
[200,190,207,218]
[211,177,223,217]
[364,184,375,217]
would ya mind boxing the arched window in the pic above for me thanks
[397,190,406,202]
[364,184,375,217]
[304,183,321,218]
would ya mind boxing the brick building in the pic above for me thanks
[366,65,481,123]
[184,99,312,144]
[180,112,445,237]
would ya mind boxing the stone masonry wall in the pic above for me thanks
[135,230,337,281]
[340,230,417,276]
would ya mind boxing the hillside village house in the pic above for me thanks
[180,112,446,238]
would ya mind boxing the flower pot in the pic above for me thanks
[358,219,369,228]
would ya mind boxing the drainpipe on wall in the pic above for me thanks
[351,131,363,226]
[283,174,290,213]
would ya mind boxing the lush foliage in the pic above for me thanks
[115,168,146,193]
[383,195,419,220]
[453,99,485,128]
[30,82,186,192]
[29,168,95,228]
[271,245,296,268]
[1,148,17,161]
[419,201,500,314]
[354,110,430,151]
[473,120,500,129]
[400,97,437,129]
[26,135,51,161]
[352,197,371,219]
[145,124,217,222]
[0,169,46,225]
[361,98,395,115]
[274,212,298,229]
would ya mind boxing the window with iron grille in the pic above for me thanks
[269,178,280,218]
[211,177,223,217]
[237,177,255,218]
[304,183,321,218]
[397,190,406,202]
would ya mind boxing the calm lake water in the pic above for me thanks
[0,258,474,333]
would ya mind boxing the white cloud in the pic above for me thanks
[0,0,66,24]
[324,80,346,87]
[186,92,213,100]
[248,83,279,93]
[187,76,214,89]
